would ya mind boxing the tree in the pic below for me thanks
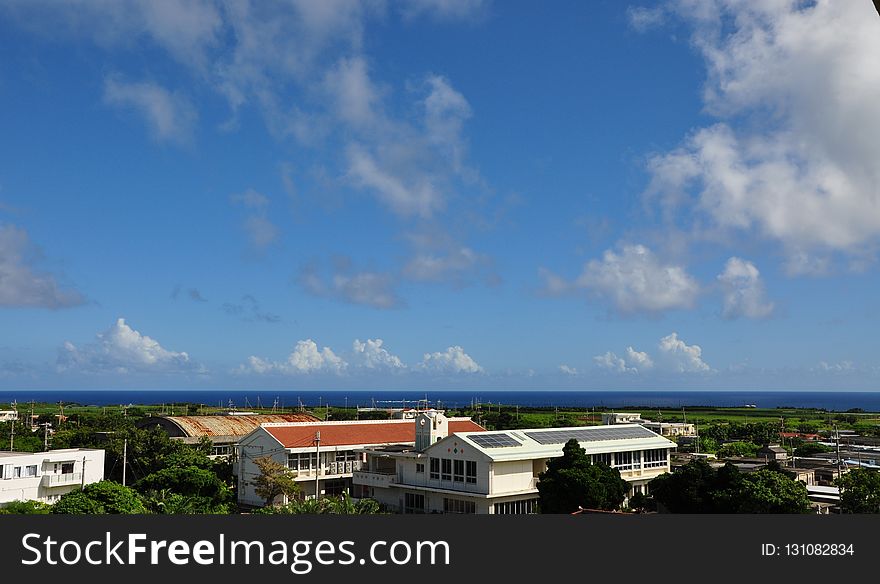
[650,460,810,513]
[716,441,759,458]
[252,456,300,506]
[735,469,811,513]
[52,481,147,514]
[537,439,629,513]
[136,466,233,514]
[835,469,880,513]
[793,442,831,457]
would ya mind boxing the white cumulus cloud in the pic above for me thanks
[658,332,711,373]
[559,364,578,376]
[596,334,709,374]
[240,339,348,376]
[644,1,880,265]
[717,257,774,319]
[352,338,406,370]
[418,346,483,374]
[594,346,653,374]
[574,244,699,314]
[58,318,199,374]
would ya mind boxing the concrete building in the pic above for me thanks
[236,415,484,507]
[757,444,789,461]
[601,412,695,437]
[0,410,19,422]
[354,411,676,514]
[0,449,105,506]
[601,412,644,425]
[137,413,319,459]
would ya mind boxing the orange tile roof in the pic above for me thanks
[264,418,484,449]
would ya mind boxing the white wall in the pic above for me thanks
[0,449,104,506]
[236,428,289,507]
[490,460,536,494]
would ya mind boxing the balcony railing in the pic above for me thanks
[352,470,398,488]
[42,472,82,487]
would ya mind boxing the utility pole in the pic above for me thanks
[9,420,14,451]
[81,456,86,490]
[314,431,321,501]
[122,438,128,487]
[43,423,49,451]
[834,424,843,480]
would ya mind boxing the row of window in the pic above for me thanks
[403,493,477,514]
[0,465,38,479]
[428,458,477,483]
[287,450,360,471]
[443,498,476,514]
[494,499,538,515]
[591,449,668,470]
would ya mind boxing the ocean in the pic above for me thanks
[1,390,879,411]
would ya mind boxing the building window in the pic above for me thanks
[466,460,477,484]
[613,451,634,470]
[25,465,37,478]
[443,498,476,514]
[494,499,538,514]
[13,466,22,478]
[212,445,231,457]
[430,457,440,480]
[441,459,452,481]
[643,448,668,468]
[288,452,317,471]
[404,493,425,514]
[453,459,464,482]
[416,463,425,474]
[335,451,356,462]
[592,453,612,466]
[61,462,74,474]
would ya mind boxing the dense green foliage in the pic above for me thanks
[255,493,382,514]
[0,500,52,514]
[835,469,880,513]
[649,460,811,513]
[537,439,629,513]
[52,481,147,514]
[793,442,832,457]
[715,441,760,458]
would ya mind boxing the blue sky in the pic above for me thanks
[1,0,879,391]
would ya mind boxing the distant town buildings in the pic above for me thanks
[0,449,104,506]
[0,410,19,422]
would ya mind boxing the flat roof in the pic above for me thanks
[450,424,675,462]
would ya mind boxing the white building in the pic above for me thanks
[601,411,695,437]
[0,410,19,422]
[353,411,676,514]
[601,412,644,425]
[236,415,484,507]
[0,449,105,506]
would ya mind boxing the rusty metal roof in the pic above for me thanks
[164,413,320,437]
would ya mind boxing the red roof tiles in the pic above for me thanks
[264,418,484,449]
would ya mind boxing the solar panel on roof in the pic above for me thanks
[524,426,656,445]
[469,433,521,448]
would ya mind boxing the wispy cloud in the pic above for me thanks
[103,76,197,145]
[0,223,85,309]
